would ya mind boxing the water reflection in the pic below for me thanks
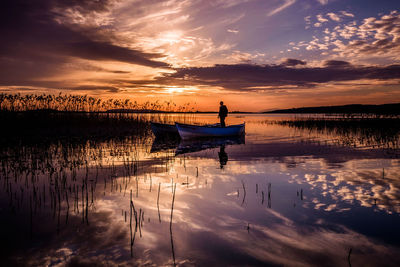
[218,145,228,169]
[175,136,244,155]
[0,114,399,266]
[150,136,180,153]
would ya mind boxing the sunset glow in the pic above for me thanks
[1,0,399,111]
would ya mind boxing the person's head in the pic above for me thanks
[220,101,223,105]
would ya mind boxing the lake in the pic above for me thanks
[1,114,399,266]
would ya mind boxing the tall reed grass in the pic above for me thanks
[0,93,195,113]
[276,117,400,150]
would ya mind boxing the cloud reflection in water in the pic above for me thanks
[1,115,399,266]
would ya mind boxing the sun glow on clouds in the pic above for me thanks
[165,86,199,95]
[1,0,400,110]
[158,31,184,46]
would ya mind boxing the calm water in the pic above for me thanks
[1,114,399,266]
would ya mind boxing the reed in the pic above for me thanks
[0,93,195,113]
[0,129,153,241]
[157,183,161,223]
[261,191,265,205]
[241,180,246,206]
[170,183,177,266]
[348,248,352,267]
[276,117,400,150]
[267,183,271,208]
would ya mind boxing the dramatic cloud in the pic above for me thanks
[61,41,168,67]
[130,59,400,91]
[157,62,400,91]
[0,0,169,85]
[0,0,399,109]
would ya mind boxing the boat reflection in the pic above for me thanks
[175,136,245,156]
[150,136,244,169]
[150,136,180,153]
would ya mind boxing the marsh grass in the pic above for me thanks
[276,117,400,150]
[0,93,195,113]
[0,92,199,141]
[1,108,154,138]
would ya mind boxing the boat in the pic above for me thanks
[175,122,245,139]
[150,122,179,136]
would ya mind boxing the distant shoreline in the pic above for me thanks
[0,109,254,114]
[0,102,399,115]
[263,103,400,115]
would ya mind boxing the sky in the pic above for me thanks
[1,0,399,111]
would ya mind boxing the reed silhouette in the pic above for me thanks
[0,93,195,113]
[276,117,400,150]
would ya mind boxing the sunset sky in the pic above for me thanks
[1,0,400,111]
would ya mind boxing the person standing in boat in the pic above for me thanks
[218,101,228,127]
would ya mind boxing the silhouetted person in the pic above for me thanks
[218,145,228,169]
[218,101,228,127]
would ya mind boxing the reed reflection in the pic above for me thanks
[0,114,399,266]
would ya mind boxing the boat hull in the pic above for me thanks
[150,122,179,136]
[175,123,245,139]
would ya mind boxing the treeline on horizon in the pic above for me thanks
[0,93,195,112]
[265,103,400,116]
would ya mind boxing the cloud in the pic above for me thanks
[317,15,329,23]
[317,0,329,5]
[212,0,252,9]
[304,15,312,27]
[347,13,400,57]
[267,0,296,17]
[108,0,243,67]
[300,11,400,61]
[64,85,122,93]
[340,11,354,18]
[0,0,169,85]
[227,29,239,34]
[281,58,307,66]
[323,60,351,67]
[311,12,354,29]
[326,12,341,22]
[151,61,400,91]
[61,41,169,68]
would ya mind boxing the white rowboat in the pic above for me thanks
[175,123,245,139]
